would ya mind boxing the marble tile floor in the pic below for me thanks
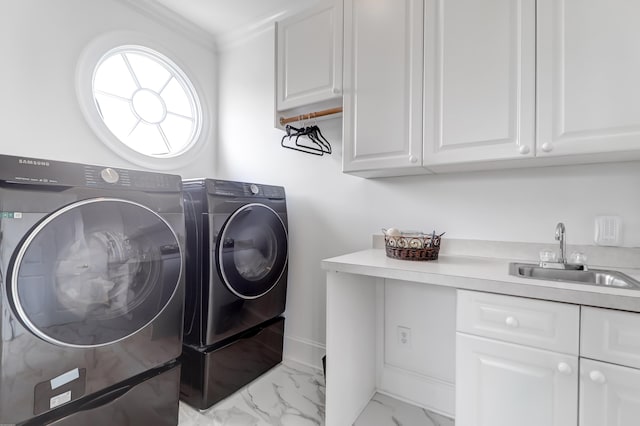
[178,361,325,426]
[355,393,455,426]
[178,361,454,426]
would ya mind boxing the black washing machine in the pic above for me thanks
[0,155,184,425]
[180,179,287,409]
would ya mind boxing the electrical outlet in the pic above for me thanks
[594,216,622,246]
[397,326,411,347]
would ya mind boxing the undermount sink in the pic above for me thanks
[509,262,640,290]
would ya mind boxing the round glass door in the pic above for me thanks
[9,198,182,348]
[217,203,288,299]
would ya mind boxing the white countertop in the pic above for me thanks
[322,249,640,312]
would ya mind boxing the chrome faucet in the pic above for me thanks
[555,222,566,265]
[541,222,587,270]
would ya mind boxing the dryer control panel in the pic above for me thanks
[203,179,285,199]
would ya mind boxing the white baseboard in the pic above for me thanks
[283,334,326,371]
[379,364,455,418]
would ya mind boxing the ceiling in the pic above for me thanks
[150,0,320,40]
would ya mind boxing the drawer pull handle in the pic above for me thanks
[589,370,606,384]
[505,316,519,328]
[557,362,572,375]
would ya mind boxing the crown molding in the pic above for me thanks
[215,12,283,52]
[216,2,320,52]
[115,0,217,50]
[116,0,323,52]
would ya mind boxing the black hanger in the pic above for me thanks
[295,126,326,154]
[308,125,332,154]
[281,125,324,156]
[280,124,333,156]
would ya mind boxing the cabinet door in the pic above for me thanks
[342,0,426,176]
[456,333,578,426]
[423,0,535,167]
[580,358,640,426]
[537,0,640,157]
[276,1,343,110]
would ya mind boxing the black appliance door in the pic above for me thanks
[217,203,287,299]
[9,198,182,348]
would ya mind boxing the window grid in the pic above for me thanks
[92,46,201,158]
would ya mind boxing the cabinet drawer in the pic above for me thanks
[581,307,640,369]
[457,290,579,354]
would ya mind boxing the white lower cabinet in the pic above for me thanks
[456,333,578,426]
[580,358,640,426]
[457,292,640,426]
[579,307,640,426]
[456,290,581,426]
[581,307,640,370]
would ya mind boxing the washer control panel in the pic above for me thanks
[84,166,179,191]
[0,154,181,191]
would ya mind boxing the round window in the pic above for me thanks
[90,45,202,158]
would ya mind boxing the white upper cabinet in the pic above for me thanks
[276,1,343,111]
[341,0,640,177]
[342,0,427,177]
[423,0,536,166]
[537,0,640,157]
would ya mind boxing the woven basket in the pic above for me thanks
[384,232,443,261]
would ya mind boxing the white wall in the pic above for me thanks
[217,26,640,368]
[0,0,217,176]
